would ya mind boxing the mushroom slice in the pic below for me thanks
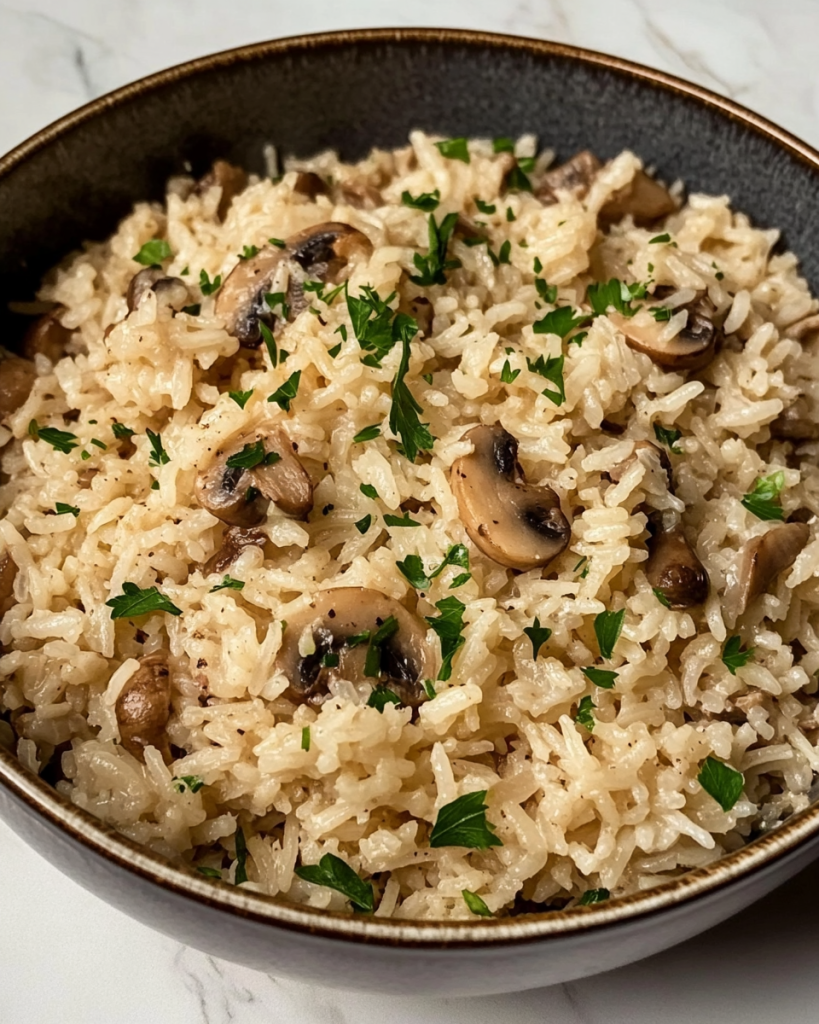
[608,440,671,483]
[277,588,433,707]
[598,169,676,228]
[451,425,571,571]
[195,428,312,527]
[0,349,36,418]
[646,520,709,609]
[195,159,248,221]
[770,397,819,442]
[285,221,372,318]
[613,294,719,371]
[23,308,72,362]
[292,171,330,201]
[115,651,172,763]
[784,314,819,342]
[337,179,383,210]
[0,551,17,617]
[735,522,810,615]
[126,268,190,313]
[203,526,268,575]
[536,150,602,204]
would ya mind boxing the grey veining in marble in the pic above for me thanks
[3,1,819,1021]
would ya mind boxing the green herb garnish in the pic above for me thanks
[410,213,462,287]
[426,596,466,681]
[234,826,248,884]
[54,502,80,517]
[396,544,470,590]
[653,588,671,608]
[649,233,671,244]
[353,425,381,444]
[722,635,755,675]
[527,353,565,406]
[106,582,182,619]
[296,853,374,913]
[493,137,515,153]
[268,370,301,412]
[429,790,503,849]
[579,888,610,906]
[389,318,434,463]
[28,420,79,454]
[173,775,205,794]
[112,423,134,440]
[364,616,400,678]
[435,137,470,163]
[523,617,552,659]
[587,278,646,318]
[581,666,618,689]
[504,163,533,193]
[347,286,401,367]
[475,198,496,215]
[650,306,673,322]
[359,483,378,500]
[354,515,372,534]
[535,280,558,304]
[239,244,260,260]
[197,866,222,880]
[210,575,245,593]
[367,684,402,712]
[697,756,744,811]
[402,189,441,211]
[133,239,172,266]
[653,423,682,454]
[383,512,421,528]
[145,429,170,467]
[228,390,253,409]
[575,695,595,731]
[423,679,436,700]
[594,608,625,659]
[301,726,311,751]
[462,890,492,917]
[741,472,785,521]
[268,237,286,248]
[500,359,520,383]
[199,269,222,296]
[533,306,588,338]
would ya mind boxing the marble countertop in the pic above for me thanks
[3,1,819,1020]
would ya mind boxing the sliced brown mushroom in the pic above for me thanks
[115,651,172,763]
[398,292,434,338]
[215,222,372,346]
[277,588,434,707]
[536,150,602,204]
[451,425,571,571]
[195,160,249,221]
[645,517,709,609]
[23,309,72,362]
[734,522,810,615]
[202,526,268,575]
[126,268,190,313]
[292,171,330,201]
[0,551,17,617]
[770,397,819,442]
[337,179,383,210]
[598,169,676,229]
[613,293,719,371]
[0,350,36,419]
[195,427,313,527]
[784,314,819,341]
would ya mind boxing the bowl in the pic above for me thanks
[2,28,819,997]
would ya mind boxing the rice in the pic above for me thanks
[2,131,819,920]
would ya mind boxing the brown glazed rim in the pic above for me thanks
[3,28,819,949]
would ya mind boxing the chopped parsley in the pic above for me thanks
[535,280,558,304]
[741,471,785,521]
[429,790,503,849]
[54,502,80,517]
[80,450,91,461]
[367,684,402,712]
[239,244,260,260]
[173,775,205,794]
[90,438,107,450]
[345,630,371,648]
[475,198,496,215]
[504,163,533,193]
[259,321,278,368]
[653,423,682,454]
[650,306,673,322]
[265,291,290,321]
[722,635,755,675]
[28,420,79,454]
[523,617,552,659]
[587,278,646,318]
[582,666,618,689]
[268,237,286,248]
[497,240,511,264]
[506,207,516,222]
[347,286,402,367]
[423,679,436,700]
[182,303,201,316]
[435,137,470,163]
[225,441,279,470]
[527,353,565,406]
[321,652,339,668]
[228,389,254,410]
[402,189,441,211]
[594,608,625,659]
[355,515,372,534]
[199,269,222,296]
[579,888,610,906]
[210,575,245,593]
[500,359,520,384]
[575,695,595,731]
[697,756,744,811]
[359,483,378,499]
[410,212,462,287]
[197,866,222,880]
[533,306,588,338]
[389,318,434,463]
[106,582,182,619]
[364,616,400,678]
[296,853,374,913]
[653,588,672,608]
[353,424,381,444]
[462,890,492,917]
[649,233,671,244]
[268,370,301,412]
[144,429,169,468]
[533,256,543,274]
[112,423,135,440]
[396,544,470,590]
[328,342,342,358]
[426,596,466,681]
[301,726,311,751]
[234,826,248,884]
[383,512,421,528]
[493,137,515,153]
[133,239,172,266]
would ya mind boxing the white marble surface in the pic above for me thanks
[3,0,819,1020]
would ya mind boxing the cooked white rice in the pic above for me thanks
[2,131,819,920]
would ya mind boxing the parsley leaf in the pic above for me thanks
[383,512,421,528]
[112,423,135,440]
[346,630,371,648]
[229,389,253,409]
[426,596,466,681]
[500,359,520,383]
[650,306,672,322]
[234,826,249,884]
[527,353,565,406]
[367,684,402,712]
[364,616,400,678]
[423,679,436,699]
[649,233,671,244]
[462,890,492,917]
[210,575,244,593]
[475,198,496,215]
[722,635,754,675]
[268,370,301,412]
[741,472,785,521]
[265,291,290,321]
[268,237,286,249]
[533,306,588,338]
[225,441,279,470]
[239,244,260,260]
[353,425,381,444]
[523,617,552,659]
[90,438,107,450]
[396,544,470,590]
[653,588,672,608]
[533,256,543,274]
[358,484,377,501]
[354,515,372,534]
[587,278,645,318]
[347,286,400,367]
[133,239,172,266]
[497,240,511,265]
[582,666,618,689]
[389,319,434,463]
[579,888,610,906]
[28,420,79,454]
[197,866,222,880]
[435,137,470,163]
[535,279,558,304]
[173,775,205,794]
[146,429,170,467]
[296,853,374,912]
[301,726,311,751]
[402,189,441,211]
[328,342,342,358]
[594,609,625,659]
[429,790,503,849]
[697,756,744,811]
[575,695,595,731]
[410,213,462,287]
[493,137,515,153]
[54,502,80,517]
[106,582,182,619]
[504,163,533,193]
[259,321,278,368]
[653,423,682,454]
[199,269,222,296]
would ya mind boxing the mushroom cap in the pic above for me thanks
[202,526,268,575]
[22,309,72,362]
[337,179,383,210]
[536,149,602,204]
[277,588,434,707]
[598,168,676,228]
[770,397,819,442]
[0,350,36,418]
[126,269,189,313]
[646,522,709,609]
[194,427,313,527]
[115,651,172,763]
[292,171,330,201]
[734,522,810,615]
[612,294,719,371]
[450,424,571,572]
[195,160,248,221]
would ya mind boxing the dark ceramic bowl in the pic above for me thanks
[2,28,819,997]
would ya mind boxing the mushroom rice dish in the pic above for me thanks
[2,132,819,919]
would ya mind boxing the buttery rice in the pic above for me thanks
[3,131,819,919]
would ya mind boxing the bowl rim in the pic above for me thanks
[3,26,819,949]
